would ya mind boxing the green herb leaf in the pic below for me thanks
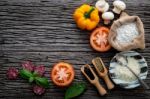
[65,82,86,99]
[35,77,49,88]
[19,69,33,79]
[29,77,34,83]
[33,72,39,77]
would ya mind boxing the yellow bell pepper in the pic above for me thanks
[73,4,100,31]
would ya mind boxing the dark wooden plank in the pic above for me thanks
[0,0,150,99]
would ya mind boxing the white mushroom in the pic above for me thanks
[113,0,126,14]
[102,12,114,24]
[95,0,109,13]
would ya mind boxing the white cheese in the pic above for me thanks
[114,57,141,82]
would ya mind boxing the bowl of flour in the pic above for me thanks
[109,51,148,89]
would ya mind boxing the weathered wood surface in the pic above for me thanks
[0,0,150,99]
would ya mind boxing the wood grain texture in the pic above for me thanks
[0,0,150,99]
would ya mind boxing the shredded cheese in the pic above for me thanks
[114,57,141,82]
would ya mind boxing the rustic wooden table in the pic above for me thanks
[0,0,150,99]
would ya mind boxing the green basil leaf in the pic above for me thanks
[19,69,33,79]
[35,77,49,88]
[29,77,34,83]
[33,72,39,77]
[65,82,86,99]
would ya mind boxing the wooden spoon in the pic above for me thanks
[81,64,107,96]
[92,57,114,90]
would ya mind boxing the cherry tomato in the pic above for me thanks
[90,27,111,52]
[51,62,75,87]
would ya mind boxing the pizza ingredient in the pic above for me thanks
[90,27,111,52]
[84,66,95,80]
[20,69,34,82]
[102,12,114,24]
[95,0,109,13]
[73,4,100,30]
[34,65,45,77]
[20,69,49,88]
[7,67,19,80]
[33,85,45,95]
[20,61,49,88]
[35,77,49,88]
[114,56,141,82]
[51,62,75,87]
[116,22,139,44]
[22,61,34,72]
[65,82,86,99]
[113,0,126,14]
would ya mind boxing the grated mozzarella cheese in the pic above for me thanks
[114,57,141,82]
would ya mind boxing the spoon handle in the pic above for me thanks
[94,81,107,96]
[127,66,150,89]
[103,75,115,90]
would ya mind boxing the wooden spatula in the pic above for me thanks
[81,64,107,96]
[92,57,114,90]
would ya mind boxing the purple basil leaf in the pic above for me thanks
[7,67,19,80]
[33,85,45,95]
[34,65,45,76]
[22,61,35,72]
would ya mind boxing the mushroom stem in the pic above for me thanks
[113,7,121,14]
[104,20,110,25]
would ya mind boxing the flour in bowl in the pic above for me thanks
[116,22,139,44]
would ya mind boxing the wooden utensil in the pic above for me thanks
[92,57,114,90]
[81,64,107,96]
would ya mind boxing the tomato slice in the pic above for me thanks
[90,27,111,52]
[51,62,75,87]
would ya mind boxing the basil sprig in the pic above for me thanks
[35,77,49,88]
[20,69,33,80]
[19,69,49,88]
[65,82,86,99]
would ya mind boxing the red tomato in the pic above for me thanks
[90,27,111,52]
[51,62,75,87]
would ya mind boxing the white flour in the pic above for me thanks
[116,22,139,44]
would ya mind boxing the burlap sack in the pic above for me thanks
[108,12,145,51]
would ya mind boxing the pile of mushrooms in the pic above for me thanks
[95,0,126,25]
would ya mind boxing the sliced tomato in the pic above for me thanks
[51,62,75,87]
[90,27,111,52]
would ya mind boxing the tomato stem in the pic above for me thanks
[84,7,95,18]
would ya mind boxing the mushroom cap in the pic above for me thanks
[102,12,114,20]
[113,0,126,10]
[96,0,106,8]
[95,0,109,12]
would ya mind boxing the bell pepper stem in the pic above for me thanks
[84,7,95,18]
